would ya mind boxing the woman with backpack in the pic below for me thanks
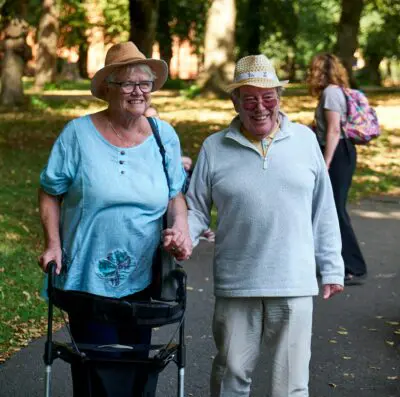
[308,53,367,285]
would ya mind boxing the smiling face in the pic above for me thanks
[233,86,280,139]
[106,66,153,118]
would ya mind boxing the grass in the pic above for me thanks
[0,86,399,361]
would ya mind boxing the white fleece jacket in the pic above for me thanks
[186,113,344,297]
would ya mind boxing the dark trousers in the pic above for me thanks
[323,139,367,276]
[69,287,153,397]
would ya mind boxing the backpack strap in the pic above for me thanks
[148,117,169,229]
[339,87,350,139]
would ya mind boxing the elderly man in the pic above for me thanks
[186,55,344,397]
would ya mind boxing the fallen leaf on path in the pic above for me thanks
[387,376,398,380]
[329,339,338,344]
[337,330,348,335]
[386,321,400,326]
[342,356,352,360]
[385,340,395,346]
[328,383,337,388]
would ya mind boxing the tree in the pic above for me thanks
[34,0,59,89]
[156,0,172,69]
[197,0,236,97]
[129,0,159,57]
[0,18,32,106]
[335,0,365,86]
[155,0,208,75]
[358,0,400,85]
[237,0,262,58]
[236,0,340,81]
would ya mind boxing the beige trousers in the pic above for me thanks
[210,296,313,397]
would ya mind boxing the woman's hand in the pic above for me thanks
[163,228,193,261]
[38,246,62,274]
[38,189,62,274]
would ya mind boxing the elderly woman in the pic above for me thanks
[38,41,192,396]
[307,53,367,285]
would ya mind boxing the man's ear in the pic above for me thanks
[231,94,240,113]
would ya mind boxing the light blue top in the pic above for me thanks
[187,113,344,298]
[40,115,186,298]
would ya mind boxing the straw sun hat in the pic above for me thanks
[226,54,289,93]
[91,42,168,101]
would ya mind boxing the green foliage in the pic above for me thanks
[180,84,201,99]
[24,78,91,91]
[30,95,48,111]
[100,0,130,43]
[156,0,209,55]
[163,78,190,90]
[43,79,91,91]
[0,0,41,28]
[359,1,400,60]
[58,0,90,48]
[237,0,341,79]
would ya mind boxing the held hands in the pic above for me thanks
[38,246,62,275]
[163,228,193,261]
[323,284,344,299]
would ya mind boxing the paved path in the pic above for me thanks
[0,198,399,397]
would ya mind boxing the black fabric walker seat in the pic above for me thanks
[43,261,187,397]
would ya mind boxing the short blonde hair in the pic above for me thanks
[106,64,156,83]
[307,53,349,97]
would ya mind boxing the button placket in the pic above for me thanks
[119,150,126,175]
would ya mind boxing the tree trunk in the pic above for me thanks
[156,0,172,72]
[286,48,297,81]
[364,56,383,86]
[197,0,236,98]
[34,0,59,89]
[240,0,261,57]
[78,43,89,79]
[0,18,32,106]
[129,0,159,57]
[335,0,364,87]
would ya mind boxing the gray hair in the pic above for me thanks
[231,86,284,100]
[106,64,156,83]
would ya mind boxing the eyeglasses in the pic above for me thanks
[241,97,278,111]
[108,80,154,94]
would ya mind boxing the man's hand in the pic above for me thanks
[323,284,344,299]
[163,228,193,261]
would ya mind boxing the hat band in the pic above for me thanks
[235,71,277,82]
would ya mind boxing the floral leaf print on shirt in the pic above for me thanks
[96,250,134,287]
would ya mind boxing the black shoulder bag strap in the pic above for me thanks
[147,117,182,301]
[148,117,170,229]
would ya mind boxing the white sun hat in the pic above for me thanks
[226,54,289,93]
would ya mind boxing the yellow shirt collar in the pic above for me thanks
[240,120,280,143]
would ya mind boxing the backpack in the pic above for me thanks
[340,87,380,145]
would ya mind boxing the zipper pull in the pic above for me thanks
[262,139,269,169]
